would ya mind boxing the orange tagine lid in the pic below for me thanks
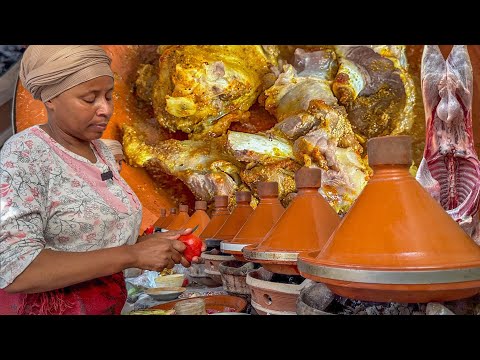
[297,135,480,303]
[212,191,254,242]
[183,201,210,236]
[243,167,340,275]
[199,195,230,241]
[221,182,285,261]
[153,208,168,228]
[155,207,177,228]
[167,204,190,230]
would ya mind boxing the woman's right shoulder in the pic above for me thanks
[1,126,51,162]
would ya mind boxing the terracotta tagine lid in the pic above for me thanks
[199,195,230,242]
[155,207,177,228]
[243,167,340,275]
[183,201,211,236]
[153,208,168,228]
[297,135,480,303]
[167,204,190,230]
[207,191,254,249]
[221,182,285,261]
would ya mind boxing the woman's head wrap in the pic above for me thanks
[100,139,124,159]
[19,45,113,102]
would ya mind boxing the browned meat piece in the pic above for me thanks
[263,48,368,213]
[122,123,242,202]
[135,45,278,136]
[240,159,301,208]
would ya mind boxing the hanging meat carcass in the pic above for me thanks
[416,45,480,244]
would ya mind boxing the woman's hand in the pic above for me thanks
[174,228,207,264]
[133,228,206,270]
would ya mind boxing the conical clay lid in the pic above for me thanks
[199,196,230,241]
[221,182,285,261]
[243,167,340,275]
[153,208,168,228]
[167,204,190,230]
[155,207,177,228]
[213,191,253,241]
[298,136,480,303]
[183,201,210,236]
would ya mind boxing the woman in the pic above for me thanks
[0,45,204,315]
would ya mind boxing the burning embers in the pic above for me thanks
[416,45,480,243]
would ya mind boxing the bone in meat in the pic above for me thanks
[264,49,369,213]
[122,123,241,202]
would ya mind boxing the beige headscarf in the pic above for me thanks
[19,45,113,102]
[100,139,124,160]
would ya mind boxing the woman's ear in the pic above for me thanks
[44,100,54,111]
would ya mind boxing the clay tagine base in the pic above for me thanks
[218,260,258,298]
[299,251,480,303]
[243,245,299,275]
[221,241,249,262]
[233,254,248,262]
[261,262,299,276]
[246,267,309,315]
[201,250,234,286]
[322,280,480,303]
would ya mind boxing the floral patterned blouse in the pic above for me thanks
[0,125,142,289]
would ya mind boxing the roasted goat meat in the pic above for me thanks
[122,123,242,202]
[333,45,416,140]
[263,48,369,213]
[135,45,278,137]
[126,45,417,215]
[226,131,300,206]
[416,45,480,243]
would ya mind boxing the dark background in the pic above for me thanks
[0,45,25,148]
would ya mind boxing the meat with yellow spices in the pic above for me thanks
[135,45,278,136]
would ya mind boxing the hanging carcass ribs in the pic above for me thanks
[416,45,480,243]
[122,45,418,213]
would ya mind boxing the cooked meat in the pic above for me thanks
[123,45,419,215]
[263,49,368,212]
[122,123,242,202]
[135,45,278,136]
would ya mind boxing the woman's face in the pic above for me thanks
[46,76,114,141]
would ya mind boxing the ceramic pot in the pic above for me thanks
[221,182,285,261]
[167,204,190,230]
[201,250,234,285]
[298,136,480,303]
[200,195,230,242]
[246,267,309,315]
[207,191,254,249]
[218,260,258,296]
[183,200,211,237]
[243,167,340,275]
[295,281,335,315]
